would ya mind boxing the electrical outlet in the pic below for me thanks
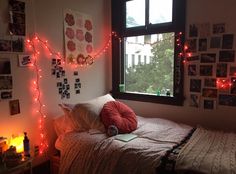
[34,145,39,157]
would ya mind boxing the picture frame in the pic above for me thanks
[203,100,216,110]
[200,65,213,76]
[190,79,201,92]
[9,99,20,115]
[18,55,33,67]
[216,63,227,77]
[202,88,217,98]
[189,94,200,108]
[0,58,11,74]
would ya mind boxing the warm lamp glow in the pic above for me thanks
[9,135,24,153]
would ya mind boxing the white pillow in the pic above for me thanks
[71,94,115,132]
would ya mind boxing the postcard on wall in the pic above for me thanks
[64,9,93,65]
[202,88,217,98]
[219,94,236,106]
[189,94,200,108]
[0,40,11,52]
[200,65,213,76]
[210,37,221,49]
[198,38,207,51]
[9,99,20,115]
[204,78,216,87]
[198,23,210,38]
[222,34,234,49]
[203,100,216,110]
[219,50,235,62]
[229,66,236,76]
[18,55,33,67]
[189,24,198,37]
[190,79,201,92]
[212,23,225,34]
[0,58,11,74]
[188,64,197,76]
[200,53,216,63]
[216,63,227,77]
[0,76,13,90]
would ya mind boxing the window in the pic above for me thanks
[112,0,186,105]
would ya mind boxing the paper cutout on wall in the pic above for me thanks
[64,9,93,65]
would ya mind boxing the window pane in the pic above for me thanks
[126,0,145,28]
[124,32,174,96]
[149,0,173,24]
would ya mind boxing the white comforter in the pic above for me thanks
[176,127,236,174]
[58,116,192,174]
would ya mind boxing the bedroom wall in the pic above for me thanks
[119,0,236,131]
[0,0,111,163]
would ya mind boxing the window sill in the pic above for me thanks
[112,91,185,106]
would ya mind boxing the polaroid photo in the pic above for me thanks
[189,94,200,108]
[200,65,213,76]
[188,64,197,76]
[202,88,217,98]
[0,91,12,100]
[185,39,197,53]
[231,78,236,94]
[187,55,199,62]
[198,23,210,37]
[219,94,236,106]
[52,58,56,65]
[66,93,70,99]
[198,38,207,51]
[203,100,216,110]
[222,34,234,49]
[9,99,20,115]
[12,12,25,25]
[219,50,235,62]
[64,78,68,84]
[9,0,25,12]
[0,40,11,52]
[190,79,201,92]
[56,72,60,78]
[75,89,80,94]
[66,84,70,90]
[78,83,81,88]
[204,78,216,87]
[74,83,78,89]
[229,66,236,76]
[61,70,65,76]
[74,71,78,76]
[0,76,13,90]
[61,94,65,99]
[0,58,11,74]
[57,59,61,65]
[75,78,80,82]
[189,24,198,37]
[210,37,221,49]
[57,82,62,87]
[216,63,227,77]
[12,38,24,52]
[51,69,56,75]
[18,55,33,67]
[213,23,225,34]
[200,53,216,63]
[58,88,63,94]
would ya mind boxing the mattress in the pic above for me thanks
[56,116,192,174]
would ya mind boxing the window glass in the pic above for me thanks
[124,32,174,96]
[149,0,173,24]
[126,0,145,28]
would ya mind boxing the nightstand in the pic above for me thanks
[0,157,32,174]
[50,155,60,174]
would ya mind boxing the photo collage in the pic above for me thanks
[187,23,236,109]
[0,0,25,53]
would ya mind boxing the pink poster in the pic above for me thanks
[64,9,93,65]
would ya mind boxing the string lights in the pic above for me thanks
[25,31,121,154]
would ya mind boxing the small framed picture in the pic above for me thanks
[12,38,24,52]
[222,34,234,49]
[188,64,197,76]
[219,94,236,106]
[189,24,198,37]
[75,89,80,94]
[52,58,57,65]
[75,78,80,82]
[190,79,201,92]
[0,76,13,90]
[200,53,216,63]
[187,55,199,62]
[213,23,225,34]
[216,63,227,77]
[0,40,11,52]
[18,55,33,67]
[204,78,216,87]
[203,100,215,110]
[74,71,78,76]
[210,37,221,49]
[9,99,20,115]
[64,78,68,84]
[219,50,235,62]
[229,66,236,76]
[0,58,11,74]
[202,88,217,98]
[200,65,213,76]
[198,38,207,51]
[189,94,200,108]
[1,91,12,99]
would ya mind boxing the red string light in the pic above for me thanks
[217,79,232,90]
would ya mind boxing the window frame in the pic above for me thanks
[112,0,186,106]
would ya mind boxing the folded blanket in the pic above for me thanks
[176,127,236,174]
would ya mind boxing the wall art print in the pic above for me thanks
[64,9,93,65]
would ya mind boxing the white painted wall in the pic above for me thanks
[120,0,236,131]
[0,0,111,163]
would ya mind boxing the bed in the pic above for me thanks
[54,94,236,174]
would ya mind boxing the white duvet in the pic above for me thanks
[58,116,192,174]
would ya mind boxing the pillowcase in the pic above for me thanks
[58,94,115,133]
[100,101,137,133]
[71,94,115,132]
[53,115,74,136]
